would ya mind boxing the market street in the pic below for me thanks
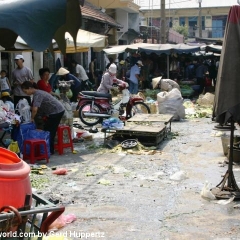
[29,117,240,240]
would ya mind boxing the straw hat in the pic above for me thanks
[1,92,10,97]
[152,76,162,89]
[56,67,69,75]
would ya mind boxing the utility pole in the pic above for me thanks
[161,0,166,43]
[198,0,202,38]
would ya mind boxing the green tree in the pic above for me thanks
[173,25,189,38]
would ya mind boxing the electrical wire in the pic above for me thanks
[104,0,117,9]
[138,0,193,8]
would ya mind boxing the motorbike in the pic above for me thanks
[76,84,151,126]
[79,79,94,91]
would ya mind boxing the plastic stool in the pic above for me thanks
[54,125,73,155]
[23,139,49,164]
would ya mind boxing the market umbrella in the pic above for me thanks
[52,29,108,53]
[205,44,222,54]
[0,0,84,54]
[1,29,107,53]
[212,5,240,199]
[103,43,154,55]
[138,43,200,55]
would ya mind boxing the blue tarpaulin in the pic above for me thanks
[0,0,83,53]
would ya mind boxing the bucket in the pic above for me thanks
[0,147,32,209]
[221,135,240,156]
[221,135,230,156]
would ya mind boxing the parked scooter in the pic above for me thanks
[76,84,150,126]
[80,79,94,91]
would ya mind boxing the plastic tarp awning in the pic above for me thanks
[53,29,108,53]
[103,43,154,55]
[103,43,200,55]
[1,29,107,53]
[0,0,83,54]
[206,44,222,53]
[138,43,201,55]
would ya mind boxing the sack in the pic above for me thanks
[16,122,36,153]
[26,129,50,158]
[0,106,7,124]
[8,141,20,154]
[61,100,73,119]
[157,89,185,120]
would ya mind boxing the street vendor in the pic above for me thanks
[152,76,180,92]
[21,81,65,155]
[97,64,128,94]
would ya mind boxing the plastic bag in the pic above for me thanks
[200,181,216,200]
[48,214,77,231]
[16,122,36,153]
[0,106,7,124]
[26,129,50,158]
[8,141,20,154]
[170,170,188,181]
[157,89,185,120]
[102,118,123,129]
[61,100,73,119]
[15,98,31,123]
[52,168,68,175]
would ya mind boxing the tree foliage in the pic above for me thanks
[173,25,189,38]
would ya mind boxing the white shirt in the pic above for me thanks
[76,64,88,81]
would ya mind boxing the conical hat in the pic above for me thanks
[152,76,162,89]
[56,67,69,75]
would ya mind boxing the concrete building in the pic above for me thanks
[134,0,238,40]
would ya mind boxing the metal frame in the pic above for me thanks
[0,193,65,239]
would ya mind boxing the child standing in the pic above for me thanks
[0,70,11,94]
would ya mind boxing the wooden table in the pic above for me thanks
[126,114,174,133]
[113,123,166,146]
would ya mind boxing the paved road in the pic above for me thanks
[34,118,240,240]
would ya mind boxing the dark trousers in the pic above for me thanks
[14,95,31,108]
[197,77,205,94]
[71,85,82,102]
[44,111,65,154]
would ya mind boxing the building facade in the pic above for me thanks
[134,0,235,40]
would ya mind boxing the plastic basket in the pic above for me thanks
[0,193,65,239]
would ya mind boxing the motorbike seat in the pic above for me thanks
[81,91,112,99]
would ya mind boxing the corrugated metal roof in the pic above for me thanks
[81,1,122,28]
[135,0,238,10]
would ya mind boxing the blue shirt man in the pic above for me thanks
[129,60,143,94]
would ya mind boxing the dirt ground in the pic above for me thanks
[30,117,240,240]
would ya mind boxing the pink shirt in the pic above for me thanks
[97,72,124,93]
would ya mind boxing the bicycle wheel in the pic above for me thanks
[79,102,102,126]
[130,102,150,117]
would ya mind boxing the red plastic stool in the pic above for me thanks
[23,139,49,164]
[54,125,73,155]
